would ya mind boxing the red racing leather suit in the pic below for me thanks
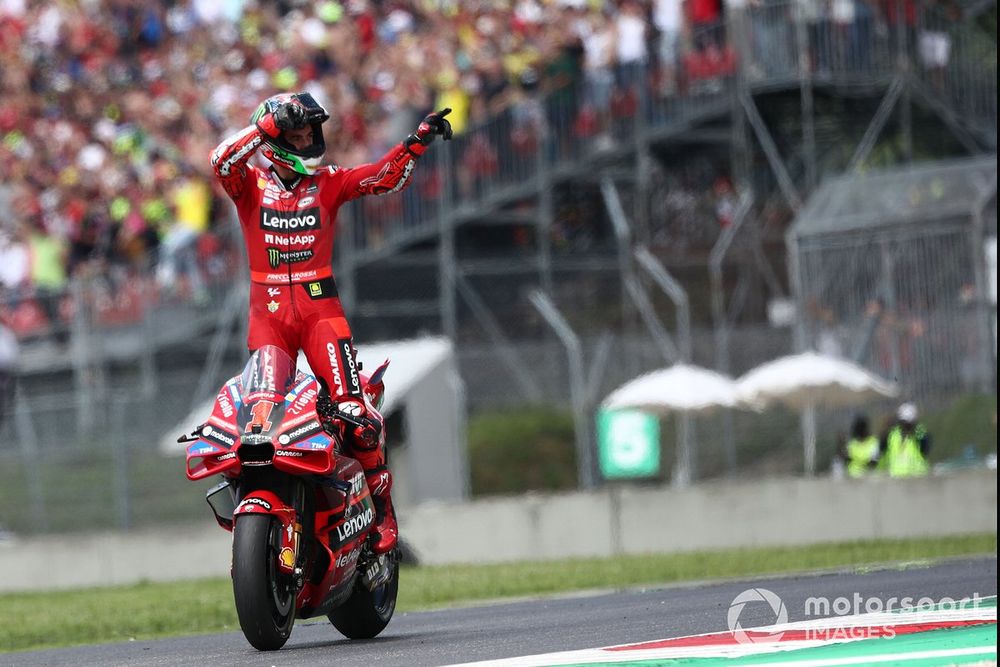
[210,125,425,520]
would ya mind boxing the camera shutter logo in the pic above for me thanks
[727,588,788,644]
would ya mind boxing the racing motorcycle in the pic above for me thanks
[181,344,397,651]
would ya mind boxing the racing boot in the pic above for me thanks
[337,396,398,555]
[365,468,398,555]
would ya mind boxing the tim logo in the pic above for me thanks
[266,248,314,269]
[260,207,320,233]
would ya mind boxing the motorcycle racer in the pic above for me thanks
[210,91,452,554]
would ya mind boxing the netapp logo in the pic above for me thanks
[260,207,320,232]
[264,233,315,247]
[266,248,314,269]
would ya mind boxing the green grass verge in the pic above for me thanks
[1,533,994,654]
[468,407,577,495]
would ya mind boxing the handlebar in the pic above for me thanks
[326,406,365,430]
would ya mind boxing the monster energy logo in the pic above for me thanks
[266,248,314,269]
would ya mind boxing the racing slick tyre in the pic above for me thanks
[328,549,399,639]
[232,514,296,650]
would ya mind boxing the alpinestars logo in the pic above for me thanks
[389,159,415,193]
[260,207,320,232]
[212,127,261,177]
[266,248,314,269]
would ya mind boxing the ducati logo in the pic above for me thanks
[267,300,279,313]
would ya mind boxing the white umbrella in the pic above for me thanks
[601,364,740,485]
[737,351,898,410]
[603,364,739,414]
[736,351,899,474]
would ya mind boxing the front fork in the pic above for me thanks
[232,476,308,589]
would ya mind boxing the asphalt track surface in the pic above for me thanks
[5,555,995,667]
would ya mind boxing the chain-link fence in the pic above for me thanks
[0,321,808,537]
[789,157,997,398]
[0,370,219,537]
[1,311,993,538]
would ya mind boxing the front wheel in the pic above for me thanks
[232,514,296,650]
[328,550,399,639]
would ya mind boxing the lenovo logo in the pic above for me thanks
[336,507,374,543]
[260,207,320,232]
[341,339,362,395]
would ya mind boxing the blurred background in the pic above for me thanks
[0,0,995,542]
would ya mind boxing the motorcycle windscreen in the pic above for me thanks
[237,345,296,435]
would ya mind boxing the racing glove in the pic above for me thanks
[255,102,307,140]
[404,108,453,156]
[318,394,383,450]
[351,416,382,450]
[337,398,383,450]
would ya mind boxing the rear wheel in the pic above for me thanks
[232,514,295,650]
[328,550,399,639]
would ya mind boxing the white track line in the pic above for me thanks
[443,600,997,667]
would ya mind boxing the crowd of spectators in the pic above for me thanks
[0,0,734,340]
[0,0,968,343]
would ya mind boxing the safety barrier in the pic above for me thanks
[0,469,993,590]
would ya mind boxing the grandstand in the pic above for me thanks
[0,1,996,534]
